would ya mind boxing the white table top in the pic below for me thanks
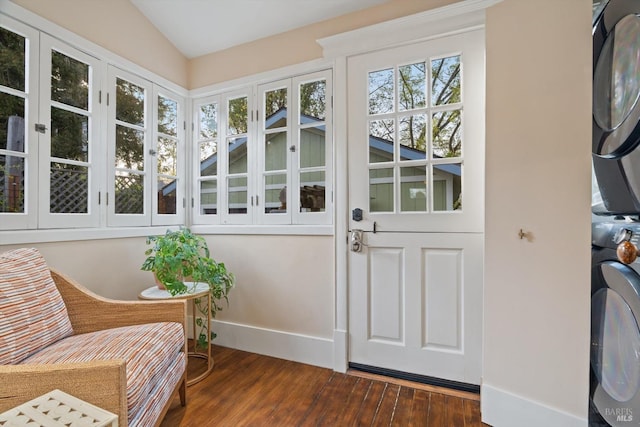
[139,282,209,300]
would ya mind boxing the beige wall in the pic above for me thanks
[485,0,591,419]
[0,235,334,338]
[188,0,459,88]
[9,0,188,87]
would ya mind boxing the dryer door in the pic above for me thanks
[592,0,640,214]
[592,261,640,425]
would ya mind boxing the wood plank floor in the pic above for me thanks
[161,345,489,426]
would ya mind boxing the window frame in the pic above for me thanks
[37,33,103,229]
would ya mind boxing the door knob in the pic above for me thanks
[617,240,640,264]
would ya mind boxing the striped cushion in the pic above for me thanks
[21,322,185,423]
[0,248,73,365]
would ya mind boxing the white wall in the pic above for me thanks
[483,0,592,425]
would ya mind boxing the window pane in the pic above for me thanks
[0,154,24,213]
[228,176,247,214]
[200,103,217,139]
[433,162,462,211]
[265,174,286,214]
[157,176,176,214]
[228,96,247,135]
[300,80,325,122]
[0,27,25,91]
[0,94,25,151]
[116,78,144,127]
[300,171,325,212]
[432,110,462,158]
[369,119,394,164]
[115,171,143,214]
[228,137,247,174]
[200,141,217,177]
[400,166,426,212]
[265,131,286,171]
[399,114,426,160]
[50,162,87,213]
[200,179,217,214]
[51,107,88,162]
[51,50,89,110]
[265,88,287,129]
[432,55,461,106]
[158,95,177,137]
[368,68,394,114]
[300,126,325,168]
[370,168,393,212]
[116,125,144,170]
[157,136,177,175]
[399,62,426,111]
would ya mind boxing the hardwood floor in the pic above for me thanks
[161,346,489,426]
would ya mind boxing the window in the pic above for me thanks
[39,35,101,228]
[192,70,333,226]
[107,67,185,227]
[0,17,185,231]
[367,55,462,213]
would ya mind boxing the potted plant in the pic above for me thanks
[141,227,235,347]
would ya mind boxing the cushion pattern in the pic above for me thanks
[0,248,73,365]
[20,322,185,419]
[129,355,186,427]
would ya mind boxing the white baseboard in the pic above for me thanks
[481,384,587,427]
[333,329,348,373]
[188,317,334,369]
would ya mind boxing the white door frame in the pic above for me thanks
[318,0,499,373]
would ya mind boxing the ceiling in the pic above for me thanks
[130,0,389,59]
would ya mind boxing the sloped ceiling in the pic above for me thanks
[130,0,390,58]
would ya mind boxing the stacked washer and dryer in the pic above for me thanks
[591,0,640,425]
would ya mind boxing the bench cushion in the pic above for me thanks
[20,321,185,425]
[0,248,73,365]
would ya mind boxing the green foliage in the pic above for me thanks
[141,227,234,350]
[141,226,235,316]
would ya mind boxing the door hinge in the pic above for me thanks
[98,191,101,205]
[191,197,194,208]
[99,90,102,104]
[255,195,259,206]
[183,198,186,208]
[106,93,110,106]
[35,123,47,134]
[105,192,109,206]
[184,121,186,130]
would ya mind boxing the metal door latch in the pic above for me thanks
[350,229,364,253]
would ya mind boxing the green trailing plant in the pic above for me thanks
[141,227,234,348]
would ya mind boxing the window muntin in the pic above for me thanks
[367,55,462,213]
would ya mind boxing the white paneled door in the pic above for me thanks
[347,29,485,385]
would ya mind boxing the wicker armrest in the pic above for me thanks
[50,269,187,336]
[0,360,127,423]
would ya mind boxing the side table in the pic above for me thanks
[138,282,213,386]
[0,389,118,426]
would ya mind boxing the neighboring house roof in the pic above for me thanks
[160,107,459,195]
